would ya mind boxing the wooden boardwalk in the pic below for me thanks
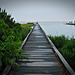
[8,23,73,75]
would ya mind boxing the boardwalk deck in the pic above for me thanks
[9,24,68,75]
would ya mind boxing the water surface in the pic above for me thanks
[39,21,75,38]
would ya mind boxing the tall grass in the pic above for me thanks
[21,23,34,28]
[49,35,75,71]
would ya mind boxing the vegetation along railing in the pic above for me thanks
[1,25,35,75]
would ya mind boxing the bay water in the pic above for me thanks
[39,21,75,38]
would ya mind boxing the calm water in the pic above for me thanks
[39,21,75,38]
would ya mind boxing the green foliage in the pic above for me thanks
[0,8,15,28]
[61,39,75,52]
[22,27,31,40]
[61,39,75,70]
[27,22,34,24]
[0,8,32,74]
[21,23,34,28]
[49,35,75,71]
[49,35,68,49]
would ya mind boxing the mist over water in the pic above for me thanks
[39,21,75,38]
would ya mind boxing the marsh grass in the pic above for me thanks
[21,23,34,28]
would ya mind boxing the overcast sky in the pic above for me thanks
[0,0,75,22]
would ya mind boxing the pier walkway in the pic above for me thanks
[8,23,74,75]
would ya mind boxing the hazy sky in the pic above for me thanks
[0,0,75,22]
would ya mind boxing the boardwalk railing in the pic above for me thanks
[1,25,35,75]
[39,24,75,75]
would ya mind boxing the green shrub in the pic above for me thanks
[22,27,31,40]
[49,35,75,71]
[61,39,75,70]
[49,35,68,49]
[0,8,32,74]
[27,22,34,24]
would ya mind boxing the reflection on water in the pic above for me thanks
[39,21,75,38]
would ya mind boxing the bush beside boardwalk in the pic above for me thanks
[21,23,34,40]
[49,35,75,71]
[0,8,34,74]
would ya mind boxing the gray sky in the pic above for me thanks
[0,0,75,22]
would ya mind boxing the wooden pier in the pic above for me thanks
[2,23,75,75]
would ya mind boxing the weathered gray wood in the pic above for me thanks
[9,23,69,75]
